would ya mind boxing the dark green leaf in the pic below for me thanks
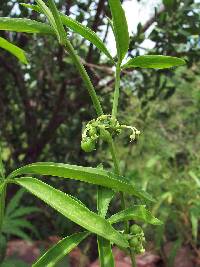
[9,206,40,219]
[12,177,129,248]
[5,188,25,216]
[108,0,129,63]
[122,55,186,69]
[3,218,38,236]
[8,162,154,201]
[108,205,163,225]
[33,232,89,267]
[0,37,28,64]
[2,226,31,240]
[0,234,6,263]
[0,17,55,35]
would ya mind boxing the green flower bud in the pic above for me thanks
[81,138,96,152]
[129,237,139,247]
[99,128,111,142]
[130,224,143,235]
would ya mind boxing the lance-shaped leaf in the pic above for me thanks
[8,162,154,202]
[12,177,129,248]
[0,37,28,64]
[108,205,163,225]
[97,236,114,267]
[33,232,89,267]
[20,3,41,13]
[108,0,129,63]
[0,17,55,35]
[21,3,114,61]
[97,187,114,218]
[47,0,66,45]
[61,15,113,61]
[122,55,186,69]
[35,0,59,38]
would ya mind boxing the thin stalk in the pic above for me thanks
[64,40,103,117]
[108,137,128,229]
[112,63,121,117]
[0,185,6,234]
[108,138,136,267]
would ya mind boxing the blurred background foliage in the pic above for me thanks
[0,0,199,263]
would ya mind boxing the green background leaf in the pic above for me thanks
[122,55,186,69]
[0,37,28,64]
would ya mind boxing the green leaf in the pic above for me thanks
[97,236,114,267]
[33,232,89,267]
[21,3,113,61]
[8,162,154,202]
[35,0,59,38]
[12,177,129,248]
[47,0,66,45]
[108,205,163,225]
[108,0,129,63]
[167,239,182,267]
[97,187,115,267]
[0,17,55,35]
[190,207,199,243]
[0,182,5,194]
[10,206,40,219]
[97,187,114,218]
[0,234,7,263]
[0,37,28,64]
[2,226,31,240]
[20,3,41,13]
[3,218,38,236]
[61,15,113,61]
[5,188,25,216]
[122,55,186,69]
[163,0,174,9]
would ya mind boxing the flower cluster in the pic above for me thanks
[81,115,140,152]
[129,224,145,254]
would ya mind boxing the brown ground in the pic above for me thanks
[5,238,199,267]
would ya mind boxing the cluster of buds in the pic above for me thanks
[81,115,140,152]
[129,224,145,254]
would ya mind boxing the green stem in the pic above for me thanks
[108,137,128,230]
[0,185,6,235]
[108,137,136,267]
[112,64,121,117]
[64,40,103,117]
